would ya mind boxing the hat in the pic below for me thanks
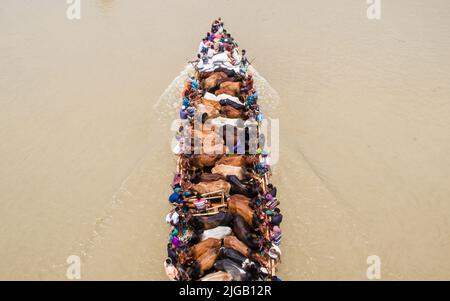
[174,187,181,193]
[181,105,186,110]
[266,194,273,200]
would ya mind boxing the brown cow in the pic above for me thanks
[228,195,259,228]
[201,98,222,111]
[221,105,247,119]
[188,247,220,279]
[188,179,231,195]
[190,238,221,260]
[200,173,226,182]
[190,127,227,155]
[196,103,220,119]
[197,248,220,273]
[227,194,251,206]
[215,81,242,97]
[192,154,223,168]
[223,236,250,257]
[216,155,259,167]
[201,72,236,92]
[212,164,245,180]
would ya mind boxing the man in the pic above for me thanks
[190,76,199,91]
[198,38,208,54]
[271,226,282,246]
[164,258,180,281]
[231,46,240,65]
[207,44,215,59]
[168,188,185,206]
[179,106,189,120]
[267,183,277,198]
[167,243,178,265]
[165,207,181,226]
[270,208,283,227]
[239,49,250,74]
[186,106,195,122]
[201,52,209,64]
[189,54,203,71]
[193,193,208,212]
[206,32,214,42]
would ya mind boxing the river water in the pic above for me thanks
[1,0,449,280]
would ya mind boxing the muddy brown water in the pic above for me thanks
[1,0,449,280]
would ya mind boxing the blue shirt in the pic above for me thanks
[180,110,188,120]
[169,192,184,205]
[191,80,199,91]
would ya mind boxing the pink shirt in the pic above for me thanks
[164,263,179,280]
[194,198,207,211]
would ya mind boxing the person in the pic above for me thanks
[186,106,195,122]
[182,80,191,98]
[198,38,208,54]
[206,32,214,42]
[245,74,254,92]
[256,111,264,123]
[231,46,240,65]
[201,52,209,65]
[190,77,199,91]
[270,208,283,227]
[267,183,277,198]
[193,193,207,212]
[189,54,202,71]
[221,33,233,51]
[175,126,184,141]
[245,89,258,107]
[265,193,279,210]
[164,258,180,281]
[239,49,249,73]
[182,95,190,107]
[268,244,281,260]
[207,44,215,59]
[179,106,189,120]
[165,207,181,226]
[168,188,185,205]
[167,243,178,265]
[171,234,182,249]
[214,30,223,40]
[271,226,282,246]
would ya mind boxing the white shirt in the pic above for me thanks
[232,48,240,65]
[198,41,206,54]
[207,48,215,59]
[196,60,204,70]
[165,211,179,225]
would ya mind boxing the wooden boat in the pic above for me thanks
[165,19,282,281]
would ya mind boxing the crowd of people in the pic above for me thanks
[190,18,250,75]
[164,18,283,281]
